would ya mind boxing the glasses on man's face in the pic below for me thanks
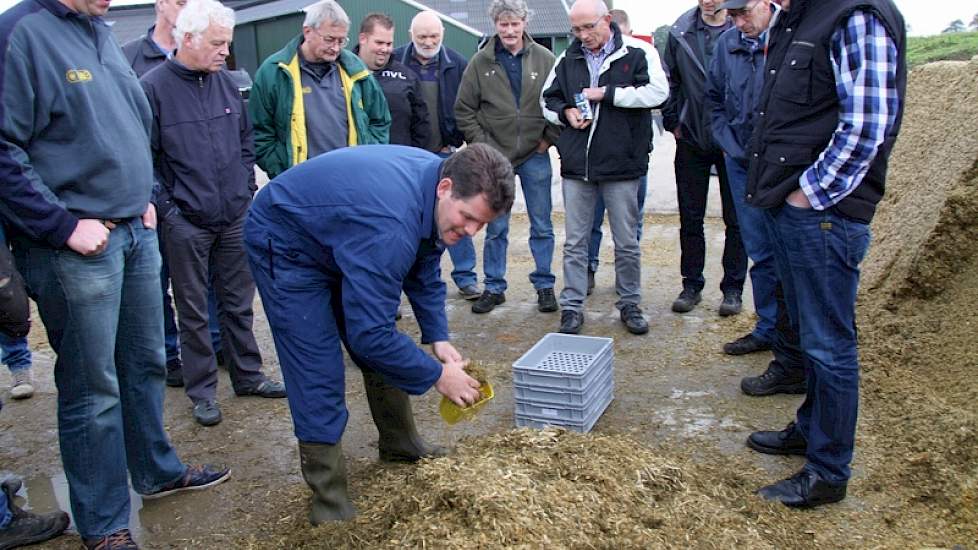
[312,28,349,48]
[728,1,760,18]
[570,16,604,36]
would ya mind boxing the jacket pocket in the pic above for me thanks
[773,42,815,105]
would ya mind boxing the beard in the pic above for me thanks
[413,42,441,60]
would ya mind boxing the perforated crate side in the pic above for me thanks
[513,367,614,406]
[515,390,614,433]
[514,377,614,422]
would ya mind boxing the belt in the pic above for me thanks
[101,217,135,227]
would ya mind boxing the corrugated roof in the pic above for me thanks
[419,0,569,36]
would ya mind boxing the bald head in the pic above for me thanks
[569,0,612,52]
[569,0,608,21]
[410,10,444,61]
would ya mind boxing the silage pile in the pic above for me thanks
[244,428,807,549]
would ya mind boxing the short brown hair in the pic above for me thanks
[442,144,515,214]
[359,12,394,35]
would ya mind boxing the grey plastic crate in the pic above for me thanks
[513,366,613,406]
[515,389,614,433]
[515,375,614,422]
[512,333,613,390]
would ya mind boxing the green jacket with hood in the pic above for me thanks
[454,33,559,167]
[249,35,390,178]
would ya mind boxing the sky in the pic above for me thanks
[0,0,974,36]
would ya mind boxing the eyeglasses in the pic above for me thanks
[727,1,760,18]
[312,28,349,48]
[570,16,604,36]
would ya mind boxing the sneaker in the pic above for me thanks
[81,529,138,550]
[165,359,184,388]
[192,399,222,426]
[537,288,558,313]
[236,379,287,398]
[0,481,70,549]
[9,369,33,399]
[741,362,807,396]
[671,288,701,313]
[586,269,595,296]
[558,310,583,334]
[718,291,743,316]
[140,464,231,500]
[619,304,649,335]
[723,333,772,355]
[471,291,505,314]
[457,285,481,301]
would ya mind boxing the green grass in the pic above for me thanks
[907,32,978,68]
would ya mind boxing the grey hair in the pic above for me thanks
[172,0,234,46]
[488,0,532,23]
[303,0,350,30]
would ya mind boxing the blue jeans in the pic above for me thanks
[725,157,776,343]
[766,204,870,484]
[448,153,555,292]
[588,175,647,272]
[13,221,186,538]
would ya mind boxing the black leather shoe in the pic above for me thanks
[757,469,847,508]
[619,304,649,335]
[747,421,808,455]
[718,291,743,316]
[165,358,185,388]
[723,333,772,355]
[741,361,807,396]
[671,288,701,313]
[457,285,481,301]
[559,310,583,334]
[586,269,595,296]
[537,288,558,313]
[472,291,505,313]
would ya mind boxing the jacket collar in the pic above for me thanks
[401,42,456,70]
[566,23,623,60]
[140,25,169,59]
[165,56,212,80]
[37,0,104,22]
[479,32,535,60]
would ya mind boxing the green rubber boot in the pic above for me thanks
[361,370,448,463]
[298,441,356,524]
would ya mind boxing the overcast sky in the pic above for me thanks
[0,0,974,37]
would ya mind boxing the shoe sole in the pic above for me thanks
[472,297,505,314]
[723,344,772,356]
[718,306,742,317]
[782,492,846,508]
[140,468,231,500]
[741,380,807,396]
[746,437,807,456]
[195,415,222,427]
[538,302,558,313]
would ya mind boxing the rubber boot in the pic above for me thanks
[298,441,356,524]
[361,369,448,463]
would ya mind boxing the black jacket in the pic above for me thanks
[662,8,733,152]
[541,26,664,182]
[746,0,906,223]
[122,26,167,78]
[354,49,430,148]
[141,59,256,229]
[393,43,467,148]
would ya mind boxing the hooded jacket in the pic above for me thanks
[249,35,390,178]
[122,25,168,77]
[454,33,559,166]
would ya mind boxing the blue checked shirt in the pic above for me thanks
[798,10,900,210]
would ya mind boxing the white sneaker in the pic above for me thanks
[10,369,34,399]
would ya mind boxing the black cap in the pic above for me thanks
[717,0,750,9]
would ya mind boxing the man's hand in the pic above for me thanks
[563,107,592,130]
[434,361,482,407]
[431,341,463,364]
[535,140,551,154]
[142,203,157,229]
[582,86,606,102]
[786,188,813,209]
[66,219,111,256]
[671,126,683,140]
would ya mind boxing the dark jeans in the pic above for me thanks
[13,222,185,538]
[674,140,746,294]
[766,204,870,484]
[163,211,265,402]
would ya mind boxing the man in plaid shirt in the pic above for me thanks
[742,0,906,507]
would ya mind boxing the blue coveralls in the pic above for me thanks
[244,145,447,444]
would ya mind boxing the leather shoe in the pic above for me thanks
[457,285,481,300]
[747,421,807,455]
[472,291,505,313]
[237,379,287,398]
[757,469,847,508]
[718,291,743,316]
[193,399,222,427]
[559,310,583,334]
[741,361,806,396]
[537,288,558,313]
[671,288,701,313]
[723,333,772,355]
[165,358,185,388]
[619,304,648,335]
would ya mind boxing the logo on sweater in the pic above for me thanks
[65,69,93,83]
[379,70,407,80]
[530,71,539,80]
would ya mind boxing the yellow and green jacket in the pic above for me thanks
[249,36,390,178]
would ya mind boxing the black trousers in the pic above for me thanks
[674,139,747,294]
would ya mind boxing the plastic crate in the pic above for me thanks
[515,374,613,422]
[512,333,613,390]
[515,389,614,433]
[513,366,613,406]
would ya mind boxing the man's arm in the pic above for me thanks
[453,62,491,145]
[248,64,287,177]
[603,40,670,109]
[661,36,683,134]
[704,44,740,159]
[540,52,573,127]
[401,243,449,344]
[407,75,432,148]
[360,74,392,144]
[239,93,258,195]
[790,10,900,210]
